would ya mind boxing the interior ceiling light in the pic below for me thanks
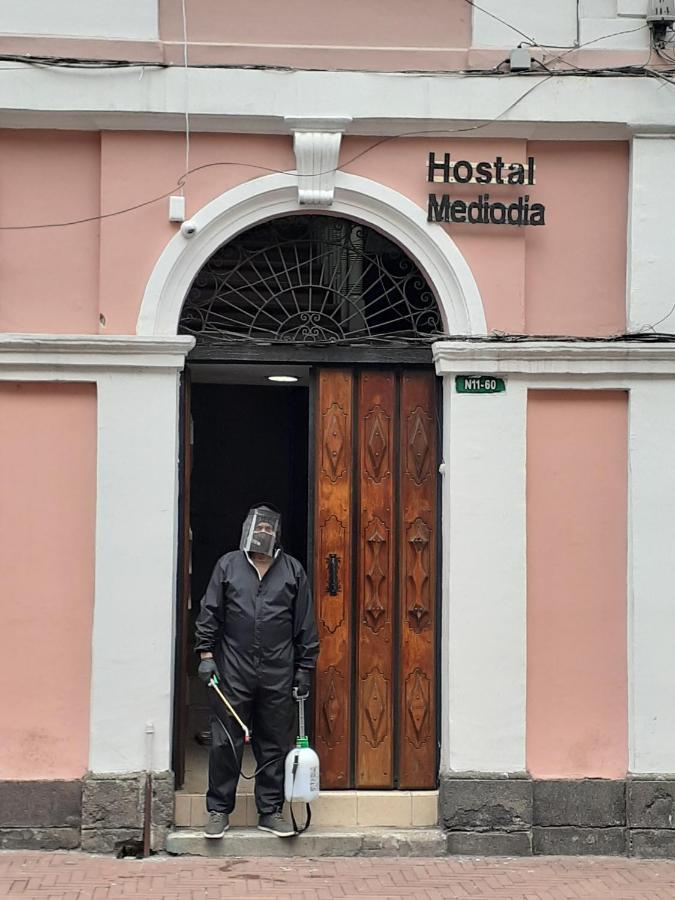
[267,374,299,383]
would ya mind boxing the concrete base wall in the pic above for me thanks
[440,775,675,858]
[0,773,174,854]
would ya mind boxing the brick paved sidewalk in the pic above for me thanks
[2,851,675,900]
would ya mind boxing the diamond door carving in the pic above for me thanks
[364,406,390,482]
[364,517,388,633]
[322,401,347,482]
[406,406,431,485]
[406,518,431,633]
[399,372,437,788]
[320,666,345,750]
[320,515,346,634]
[405,668,431,748]
[362,668,389,749]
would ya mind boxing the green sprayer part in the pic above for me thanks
[296,736,309,748]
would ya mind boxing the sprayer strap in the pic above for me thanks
[290,801,311,836]
[288,757,311,835]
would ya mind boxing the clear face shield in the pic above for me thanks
[240,507,281,558]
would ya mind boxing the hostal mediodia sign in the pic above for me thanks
[427,152,546,227]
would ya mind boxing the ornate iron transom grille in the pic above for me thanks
[179,215,442,344]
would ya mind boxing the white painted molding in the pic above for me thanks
[1,66,674,137]
[138,171,487,337]
[433,340,675,375]
[0,334,195,373]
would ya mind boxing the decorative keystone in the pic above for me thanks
[285,117,352,206]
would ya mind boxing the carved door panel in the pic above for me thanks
[356,372,395,787]
[313,368,437,790]
[398,371,437,789]
[313,369,353,789]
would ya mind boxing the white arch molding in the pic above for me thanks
[137,172,487,337]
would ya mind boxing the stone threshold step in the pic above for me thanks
[166,826,447,857]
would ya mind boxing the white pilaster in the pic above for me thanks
[628,381,675,773]
[89,369,182,773]
[628,135,675,334]
[438,369,527,773]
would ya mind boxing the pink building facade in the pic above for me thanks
[2,0,675,857]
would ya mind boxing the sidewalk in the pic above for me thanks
[2,851,675,900]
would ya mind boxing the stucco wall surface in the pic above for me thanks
[0,131,629,338]
[0,131,100,334]
[526,390,628,779]
[159,0,470,49]
[0,382,96,779]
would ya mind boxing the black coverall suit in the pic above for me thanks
[195,549,319,816]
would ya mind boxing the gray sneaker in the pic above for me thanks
[257,810,295,837]
[204,811,229,839]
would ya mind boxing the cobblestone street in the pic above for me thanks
[2,851,675,900]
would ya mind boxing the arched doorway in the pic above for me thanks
[175,213,441,798]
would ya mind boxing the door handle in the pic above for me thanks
[327,553,340,596]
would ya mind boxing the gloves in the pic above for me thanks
[293,668,312,697]
[198,658,219,685]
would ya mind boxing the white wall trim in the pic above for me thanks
[433,339,675,376]
[137,171,487,337]
[0,334,195,372]
[1,66,674,137]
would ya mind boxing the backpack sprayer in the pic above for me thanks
[208,675,320,834]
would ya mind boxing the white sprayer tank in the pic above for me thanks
[284,737,320,803]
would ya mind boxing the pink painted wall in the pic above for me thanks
[159,0,471,51]
[0,131,628,337]
[0,382,96,779]
[526,391,628,779]
[524,142,628,336]
[0,131,100,334]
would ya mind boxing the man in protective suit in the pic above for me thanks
[195,503,319,838]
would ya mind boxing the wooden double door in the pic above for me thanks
[313,368,438,790]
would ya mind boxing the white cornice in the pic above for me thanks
[0,334,195,372]
[1,66,674,138]
[433,340,675,376]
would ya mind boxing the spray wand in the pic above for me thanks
[208,674,251,743]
